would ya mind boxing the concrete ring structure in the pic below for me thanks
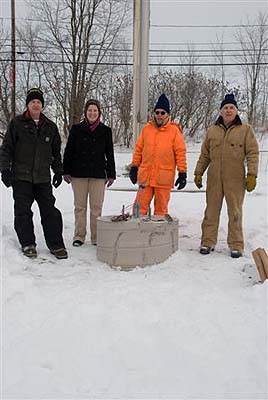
[97,215,178,269]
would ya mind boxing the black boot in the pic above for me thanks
[200,246,214,255]
[22,245,37,258]
[50,248,68,259]
[230,250,242,258]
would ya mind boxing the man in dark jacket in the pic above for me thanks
[0,88,68,259]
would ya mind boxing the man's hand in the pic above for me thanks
[63,174,72,184]
[175,172,187,190]
[106,178,114,187]
[194,175,203,189]
[1,169,13,188]
[52,174,63,188]
[129,166,138,184]
[245,175,257,192]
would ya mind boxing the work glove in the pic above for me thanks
[1,169,14,188]
[129,166,138,184]
[106,178,114,187]
[194,174,203,189]
[245,174,257,192]
[63,174,72,184]
[175,172,187,190]
[52,173,63,188]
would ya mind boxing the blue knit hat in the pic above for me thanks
[220,93,238,109]
[154,94,170,114]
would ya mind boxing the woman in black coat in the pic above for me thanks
[63,99,116,246]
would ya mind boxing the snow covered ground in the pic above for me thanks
[1,141,267,399]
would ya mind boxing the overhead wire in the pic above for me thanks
[1,18,266,66]
[1,16,267,29]
[151,24,267,28]
[2,44,267,54]
[0,58,267,67]
[1,50,267,60]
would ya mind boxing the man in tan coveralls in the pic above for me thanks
[194,93,259,258]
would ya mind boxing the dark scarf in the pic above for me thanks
[215,114,242,128]
[23,110,46,128]
[86,116,100,132]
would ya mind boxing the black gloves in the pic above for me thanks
[175,172,187,190]
[52,174,63,188]
[129,166,138,184]
[1,169,13,188]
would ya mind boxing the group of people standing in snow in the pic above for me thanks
[0,88,259,260]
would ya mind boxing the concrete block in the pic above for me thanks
[97,216,178,268]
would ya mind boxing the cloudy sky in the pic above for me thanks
[149,0,267,82]
[150,0,267,44]
[2,0,267,41]
[1,0,267,83]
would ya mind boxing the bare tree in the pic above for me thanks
[236,12,268,125]
[148,70,223,139]
[88,40,133,146]
[114,72,133,146]
[21,0,130,136]
[211,33,227,98]
[111,45,133,147]
[258,65,268,128]
[0,26,12,136]
[94,63,123,142]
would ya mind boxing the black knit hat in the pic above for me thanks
[154,94,170,114]
[26,88,44,107]
[220,93,238,109]
[84,99,101,116]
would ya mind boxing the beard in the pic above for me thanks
[154,116,169,127]
[155,121,163,127]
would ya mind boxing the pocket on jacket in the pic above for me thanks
[210,138,221,158]
[39,145,53,167]
[157,168,174,186]
[137,166,148,186]
[229,142,245,160]
[210,138,221,147]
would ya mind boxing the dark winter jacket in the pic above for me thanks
[63,120,116,179]
[0,112,63,183]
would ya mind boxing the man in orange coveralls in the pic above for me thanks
[129,94,187,216]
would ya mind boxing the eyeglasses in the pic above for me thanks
[155,110,166,115]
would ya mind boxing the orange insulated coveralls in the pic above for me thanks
[131,119,187,215]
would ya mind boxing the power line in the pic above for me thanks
[1,17,267,30]
[0,16,93,24]
[1,44,267,55]
[1,58,267,67]
[0,38,254,47]
[150,42,252,46]
[153,53,259,59]
[2,45,267,53]
[151,24,268,28]
[1,50,267,59]
[149,49,266,54]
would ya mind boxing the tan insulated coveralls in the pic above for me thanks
[194,122,259,251]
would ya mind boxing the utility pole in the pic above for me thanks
[11,0,16,118]
[132,0,150,144]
